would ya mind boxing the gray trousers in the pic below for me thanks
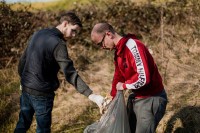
[127,90,168,133]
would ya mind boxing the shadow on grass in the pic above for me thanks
[54,105,100,133]
[164,106,200,133]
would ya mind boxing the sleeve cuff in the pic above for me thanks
[123,83,127,90]
[83,89,93,97]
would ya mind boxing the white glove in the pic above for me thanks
[88,94,104,107]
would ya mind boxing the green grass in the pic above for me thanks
[10,0,174,11]
[0,68,20,133]
[10,0,94,11]
[55,105,100,133]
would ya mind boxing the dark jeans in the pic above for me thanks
[127,90,168,133]
[14,91,54,133]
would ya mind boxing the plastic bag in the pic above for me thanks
[84,91,131,133]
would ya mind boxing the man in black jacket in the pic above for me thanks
[15,12,104,133]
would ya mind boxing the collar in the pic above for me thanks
[51,27,65,40]
[115,34,137,56]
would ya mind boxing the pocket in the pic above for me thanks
[31,96,47,116]
[154,97,167,124]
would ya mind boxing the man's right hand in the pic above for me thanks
[100,96,112,114]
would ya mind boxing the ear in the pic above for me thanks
[106,31,114,39]
[62,21,68,27]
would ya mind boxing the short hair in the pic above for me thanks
[95,23,115,34]
[59,11,82,27]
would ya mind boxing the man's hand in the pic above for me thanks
[88,94,104,107]
[116,82,124,90]
[100,96,112,114]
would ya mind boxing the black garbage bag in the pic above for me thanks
[84,91,131,133]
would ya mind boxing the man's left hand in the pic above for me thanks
[116,82,124,90]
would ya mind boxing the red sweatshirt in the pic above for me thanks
[111,34,164,98]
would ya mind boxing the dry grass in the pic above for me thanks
[2,34,199,132]
[1,0,200,132]
[10,0,93,11]
[153,23,200,133]
[1,36,200,132]
[9,0,176,11]
[48,51,114,132]
[0,68,20,133]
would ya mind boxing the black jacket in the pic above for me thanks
[18,28,92,97]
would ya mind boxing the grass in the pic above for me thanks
[1,0,200,132]
[0,67,20,133]
[55,105,100,133]
[0,67,20,96]
[10,0,93,11]
[9,0,175,11]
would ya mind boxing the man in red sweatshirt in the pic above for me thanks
[91,22,168,133]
